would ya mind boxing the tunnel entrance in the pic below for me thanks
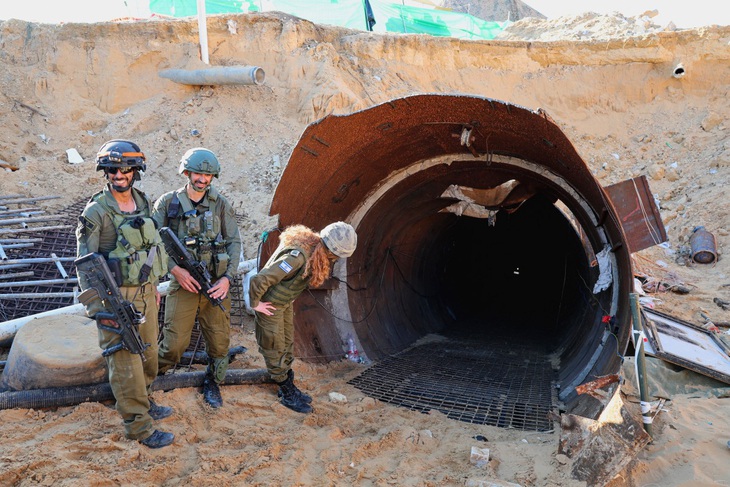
[343,167,596,425]
[264,94,662,418]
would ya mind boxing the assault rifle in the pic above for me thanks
[74,252,150,360]
[159,226,226,311]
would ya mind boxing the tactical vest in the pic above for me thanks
[94,192,168,287]
[167,191,229,279]
[261,246,311,305]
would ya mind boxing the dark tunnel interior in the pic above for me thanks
[434,194,590,350]
[348,160,610,403]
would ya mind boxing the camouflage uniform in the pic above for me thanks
[76,185,162,441]
[152,185,241,384]
[249,245,310,383]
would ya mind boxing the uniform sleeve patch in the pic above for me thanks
[290,250,300,257]
[77,215,97,236]
[278,261,293,273]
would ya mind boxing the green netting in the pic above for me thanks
[148,0,504,40]
[150,0,248,17]
[255,0,369,30]
[370,0,504,39]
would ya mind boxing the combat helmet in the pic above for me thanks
[95,139,146,172]
[178,148,220,177]
[321,222,357,258]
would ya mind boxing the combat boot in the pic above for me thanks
[277,375,313,414]
[148,399,173,420]
[140,430,174,449]
[202,374,223,408]
[277,369,312,404]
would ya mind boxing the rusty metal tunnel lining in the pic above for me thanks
[268,94,634,417]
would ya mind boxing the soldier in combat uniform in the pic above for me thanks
[152,148,242,409]
[76,139,174,449]
[250,222,357,414]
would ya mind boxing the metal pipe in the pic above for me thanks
[0,264,31,270]
[0,292,78,299]
[159,66,265,86]
[0,196,59,205]
[0,257,75,265]
[0,278,78,288]
[0,243,35,250]
[0,209,45,216]
[0,238,43,244]
[197,0,209,64]
[0,271,34,280]
[0,194,24,200]
[0,225,73,235]
[629,293,652,437]
[52,252,69,278]
[0,368,272,410]
[0,215,63,226]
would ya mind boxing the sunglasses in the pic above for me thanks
[105,166,135,175]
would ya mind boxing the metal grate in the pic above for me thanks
[348,337,558,431]
[0,198,83,321]
[1,196,248,339]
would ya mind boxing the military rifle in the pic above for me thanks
[74,252,150,360]
[159,226,226,311]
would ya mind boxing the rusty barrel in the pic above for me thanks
[690,226,717,264]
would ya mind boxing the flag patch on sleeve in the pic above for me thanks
[278,261,293,273]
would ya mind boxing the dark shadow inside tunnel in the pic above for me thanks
[349,160,609,404]
[347,179,604,423]
[434,193,591,352]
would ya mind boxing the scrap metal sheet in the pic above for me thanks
[642,308,730,384]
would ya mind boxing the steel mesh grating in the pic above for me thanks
[1,197,248,340]
[347,337,558,431]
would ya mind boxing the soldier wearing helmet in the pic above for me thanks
[249,222,357,413]
[152,147,242,409]
[76,139,174,449]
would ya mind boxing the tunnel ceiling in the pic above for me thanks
[273,94,612,231]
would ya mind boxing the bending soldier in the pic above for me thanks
[75,139,174,449]
[153,148,242,408]
[250,222,357,413]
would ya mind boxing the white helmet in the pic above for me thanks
[320,222,357,258]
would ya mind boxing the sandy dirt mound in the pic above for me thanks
[1,11,729,486]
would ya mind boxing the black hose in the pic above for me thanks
[0,368,272,410]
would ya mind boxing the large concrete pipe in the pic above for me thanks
[261,94,666,413]
[159,66,265,86]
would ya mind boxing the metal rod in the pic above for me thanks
[0,263,31,270]
[0,257,75,265]
[0,292,77,299]
[0,225,73,235]
[0,208,45,216]
[0,194,25,200]
[629,293,652,437]
[0,243,35,250]
[0,278,78,288]
[51,252,69,278]
[0,244,6,260]
[0,215,64,226]
[0,271,35,280]
[0,196,60,205]
[0,238,43,244]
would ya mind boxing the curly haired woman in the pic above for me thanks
[249,222,357,413]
